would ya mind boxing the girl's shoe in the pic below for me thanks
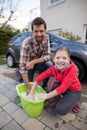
[49,96,61,108]
[72,102,80,113]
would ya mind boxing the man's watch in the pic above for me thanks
[43,57,47,61]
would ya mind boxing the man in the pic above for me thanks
[19,17,53,94]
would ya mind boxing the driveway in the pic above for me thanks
[0,64,87,130]
[2,65,87,96]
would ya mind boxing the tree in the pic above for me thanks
[0,0,21,29]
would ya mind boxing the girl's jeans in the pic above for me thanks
[51,81,81,115]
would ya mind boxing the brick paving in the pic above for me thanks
[0,64,87,130]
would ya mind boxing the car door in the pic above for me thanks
[48,33,62,52]
[10,35,22,62]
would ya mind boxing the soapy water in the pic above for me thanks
[22,92,41,101]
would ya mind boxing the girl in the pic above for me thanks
[29,47,81,115]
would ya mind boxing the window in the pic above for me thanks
[11,32,32,45]
[86,28,87,43]
[48,28,62,36]
[50,0,60,4]
[50,0,64,5]
[47,32,62,45]
[83,25,87,43]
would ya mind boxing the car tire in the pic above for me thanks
[72,59,85,81]
[7,55,15,67]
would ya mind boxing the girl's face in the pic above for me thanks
[54,50,70,71]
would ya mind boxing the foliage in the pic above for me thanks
[0,55,6,65]
[22,28,29,32]
[60,30,81,41]
[0,29,19,55]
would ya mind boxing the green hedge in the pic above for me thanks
[0,29,19,55]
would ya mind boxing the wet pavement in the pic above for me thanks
[0,64,87,130]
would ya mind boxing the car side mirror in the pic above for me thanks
[50,42,58,47]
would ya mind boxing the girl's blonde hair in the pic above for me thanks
[54,47,70,57]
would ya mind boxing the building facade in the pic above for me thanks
[40,0,87,43]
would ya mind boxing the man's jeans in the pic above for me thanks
[19,61,53,88]
[28,60,53,88]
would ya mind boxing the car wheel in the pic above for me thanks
[7,55,15,67]
[72,59,85,81]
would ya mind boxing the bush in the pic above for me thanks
[60,30,81,41]
[0,29,19,55]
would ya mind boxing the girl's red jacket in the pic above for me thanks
[35,61,82,95]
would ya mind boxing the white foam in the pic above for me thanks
[22,92,41,101]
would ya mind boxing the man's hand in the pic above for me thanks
[26,83,31,95]
[27,87,31,95]
[26,61,35,70]
[43,34,48,44]
[44,55,51,61]
[28,81,37,100]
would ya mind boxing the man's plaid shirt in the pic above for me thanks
[20,36,51,73]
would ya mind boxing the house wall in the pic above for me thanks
[40,0,87,42]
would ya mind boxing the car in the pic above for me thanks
[6,31,87,81]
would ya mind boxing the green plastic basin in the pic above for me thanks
[16,82,46,117]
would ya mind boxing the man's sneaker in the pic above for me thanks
[16,70,23,82]
[72,102,80,113]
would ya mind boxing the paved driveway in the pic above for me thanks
[0,64,87,130]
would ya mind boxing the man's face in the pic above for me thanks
[32,24,46,44]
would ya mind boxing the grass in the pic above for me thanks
[0,55,6,65]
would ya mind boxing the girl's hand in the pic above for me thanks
[27,93,34,100]
[39,90,58,100]
[39,93,48,100]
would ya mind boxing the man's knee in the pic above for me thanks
[45,60,53,68]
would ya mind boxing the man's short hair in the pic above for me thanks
[31,17,47,30]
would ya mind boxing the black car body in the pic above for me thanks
[6,31,87,81]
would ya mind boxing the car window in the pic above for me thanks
[11,36,18,43]
[10,32,32,46]
[20,32,32,41]
[48,33,62,45]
